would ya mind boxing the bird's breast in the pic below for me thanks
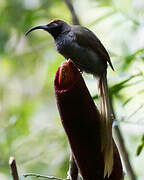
[55,33,74,54]
[55,35,106,75]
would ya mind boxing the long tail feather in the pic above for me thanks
[97,73,113,177]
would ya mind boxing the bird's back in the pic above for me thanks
[55,26,107,76]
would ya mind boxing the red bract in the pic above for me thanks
[54,60,123,180]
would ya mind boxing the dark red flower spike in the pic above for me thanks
[54,60,123,180]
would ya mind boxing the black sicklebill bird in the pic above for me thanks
[26,19,114,177]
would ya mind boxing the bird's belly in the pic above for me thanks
[57,43,106,76]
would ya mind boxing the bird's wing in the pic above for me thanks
[72,26,114,71]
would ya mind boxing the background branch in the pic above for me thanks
[64,0,80,25]
[9,157,19,180]
[113,121,137,180]
[110,94,137,180]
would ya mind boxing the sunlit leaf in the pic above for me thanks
[136,135,144,156]
[122,97,133,106]
[122,49,144,70]
[110,73,142,95]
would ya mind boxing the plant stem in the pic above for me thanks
[9,157,19,180]
[113,121,137,180]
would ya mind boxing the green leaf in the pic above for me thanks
[136,145,144,156]
[92,94,98,100]
[122,97,133,106]
[93,73,142,100]
[110,73,142,95]
[122,49,144,71]
[136,135,144,156]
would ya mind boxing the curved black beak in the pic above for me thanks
[25,25,48,36]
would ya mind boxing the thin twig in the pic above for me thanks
[23,173,67,180]
[113,121,137,180]
[120,120,144,125]
[127,105,143,120]
[9,157,19,180]
[64,0,80,25]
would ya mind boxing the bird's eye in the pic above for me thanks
[52,23,59,27]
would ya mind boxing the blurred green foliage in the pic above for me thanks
[0,0,144,179]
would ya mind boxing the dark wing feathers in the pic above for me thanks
[72,26,114,71]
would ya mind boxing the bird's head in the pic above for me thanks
[26,19,70,39]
